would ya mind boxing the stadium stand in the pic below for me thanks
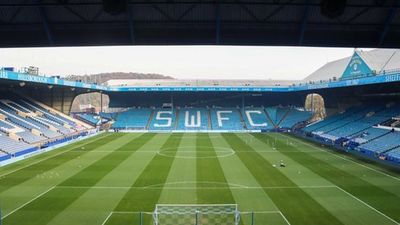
[0,101,61,138]
[16,100,64,123]
[274,107,291,126]
[303,106,364,133]
[177,108,209,130]
[299,102,400,164]
[357,130,400,156]
[0,117,47,143]
[312,106,379,134]
[210,108,244,130]
[0,95,93,162]
[304,104,400,139]
[112,108,152,130]
[349,127,391,145]
[242,108,271,130]
[99,112,117,120]
[264,107,277,124]
[75,113,101,126]
[327,106,400,138]
[386,147,400,163]
[109,105,311,132]
[0,132,37,156]
[149,109,176,130]
[278,108,312,129]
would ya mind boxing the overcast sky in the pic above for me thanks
[0,46,372,80]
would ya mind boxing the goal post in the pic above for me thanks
[153,204,240,225]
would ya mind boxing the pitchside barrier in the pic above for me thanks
[110,129,262,133]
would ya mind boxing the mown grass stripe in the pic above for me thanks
[196,133,236,204]
[3,133,156,225]
[113,133,183,213]
[0,133,118,193]
[222,133,345,225]
[156,133,197,205]
[0,132,109,176]
[255,133,400,224]
[286,134,400,180]
[0,132,109,175]
[59,133,156,187]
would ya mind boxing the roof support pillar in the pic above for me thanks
[299,1,310,45]
[378,1,399,46]
[215,3,221,44]
[37,0,54,45]
[127,3,136,44]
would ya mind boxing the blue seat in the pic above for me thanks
[76,113,101,126]
[176,108,209,130]
[210,108,244,130]
[386,147,400,163]
[279,108,312,128]
[0,133,35,155]
[243,108,272,130]
[149,109,176,130]
[358,131,400,154]
[112,108,152,130]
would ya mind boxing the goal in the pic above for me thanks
[153,204,240,225]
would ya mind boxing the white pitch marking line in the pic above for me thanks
[0,134,106,177]
[101,212,113,225]
[111,211,152,215]
[335,186,400,225]
[55,185,337,190]
[70,149,322,155]
[0,150,73,177]
[100,211,156,225]
[107,210,291,225]
[112,211,140,214]
[3,186,55,218]
[143,181,249,189]
[111,210,283,214]
[277,133,400,182]
[101,212,114,225]
[240,210,281,214]
[276,134,400,224]
[278,211,292,225]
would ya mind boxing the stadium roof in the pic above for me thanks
[358,49,400,72]
[304,49,400,81]
[0,0,400,48]
[303,56,350,82]
[104,79,297,87]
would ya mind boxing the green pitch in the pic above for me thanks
[0,132,399,225]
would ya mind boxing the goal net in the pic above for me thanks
[153,204,240,225]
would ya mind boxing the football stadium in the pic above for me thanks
[1,1,400,225]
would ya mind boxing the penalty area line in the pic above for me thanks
[55,185,337,190]
[102,211,152,225]
[3,186,55,219]
[101,212,113,225]
[278,211,292,225]
[335,186,400,225]
[276,133,400,182]
[0,133,107,177]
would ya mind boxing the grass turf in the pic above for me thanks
[0,132,399,225]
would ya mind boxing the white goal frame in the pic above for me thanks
[153,204,240,225]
